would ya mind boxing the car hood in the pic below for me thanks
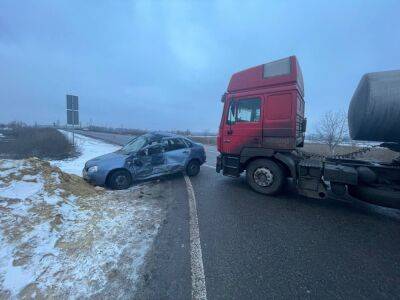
[86,150,129,168]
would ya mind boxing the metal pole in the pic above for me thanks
[72,110,75,146]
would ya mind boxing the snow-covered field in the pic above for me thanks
[0,133,164,298]
[51,130,120,175]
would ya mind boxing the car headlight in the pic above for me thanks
[87,166,98,173]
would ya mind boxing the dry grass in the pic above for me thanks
[189,136,217,145]
[302,142,399,162]
[0,126,77,160]
[86,126,147,136]
[28,157,100,198]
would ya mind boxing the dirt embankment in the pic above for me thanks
[0,157,166,298]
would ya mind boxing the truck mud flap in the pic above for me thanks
[216,155,222,173]
[222,156,240,177]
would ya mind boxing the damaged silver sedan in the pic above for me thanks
[83,132,206,189]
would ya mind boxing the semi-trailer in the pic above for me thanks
[216,56,400,208]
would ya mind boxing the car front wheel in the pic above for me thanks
[108,169,132,190]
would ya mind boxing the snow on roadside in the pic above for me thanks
[0,134,165,298]
[51,130,120,176]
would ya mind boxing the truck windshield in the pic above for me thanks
[121,135,149,154]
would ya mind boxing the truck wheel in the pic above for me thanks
[186,160,200,177]
[108,169,132,190]
[246,159,284,195]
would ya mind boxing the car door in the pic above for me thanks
[163,138,190,173]
[135,143,166,179]
[222,97,262,155]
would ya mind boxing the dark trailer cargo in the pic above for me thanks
[348,70,400,143]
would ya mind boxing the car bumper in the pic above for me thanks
[82,168,106,186]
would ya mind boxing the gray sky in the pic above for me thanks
[1,0,399,132]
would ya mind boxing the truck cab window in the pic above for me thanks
[236,98,260,122]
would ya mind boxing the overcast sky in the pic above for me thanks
[1,0,399,132]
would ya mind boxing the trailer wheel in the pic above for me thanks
[246,159,284,195]
[348,184,400,209]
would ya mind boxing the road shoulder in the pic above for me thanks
[134,175,192,299]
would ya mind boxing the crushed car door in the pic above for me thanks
[135,143,166,179]
[163,138,190,173]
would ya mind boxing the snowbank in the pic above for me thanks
[51,131,120,176]
[0,158,164,298]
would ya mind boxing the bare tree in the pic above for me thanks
[316,110,348,155]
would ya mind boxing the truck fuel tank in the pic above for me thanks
[348,70,400,142]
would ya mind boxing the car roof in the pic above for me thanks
[147,131,188,139]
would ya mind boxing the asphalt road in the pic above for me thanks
[76,130,400,299]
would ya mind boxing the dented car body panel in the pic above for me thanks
[83,132,206,186]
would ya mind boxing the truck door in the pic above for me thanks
[222,97,262,155]
[263,92,295,150]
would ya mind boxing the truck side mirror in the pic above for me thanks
[221,93,227,103]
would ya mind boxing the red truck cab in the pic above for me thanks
[216,57,400,207]
[216,56,306,194]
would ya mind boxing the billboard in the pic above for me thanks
[66,95,79,125]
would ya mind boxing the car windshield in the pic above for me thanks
[121,135,149,154]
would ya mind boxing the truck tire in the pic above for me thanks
[108,169,132,190]
[348,184,400,209]
[246,159,284,195]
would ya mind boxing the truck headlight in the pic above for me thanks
[88,166,98,173]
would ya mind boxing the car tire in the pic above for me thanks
[108,169,132,190]
[186,160,200,177]
[246,159,284,195]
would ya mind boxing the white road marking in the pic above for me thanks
[184,175,208,300]
[205,149,218,154]
[203,164,216,169]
